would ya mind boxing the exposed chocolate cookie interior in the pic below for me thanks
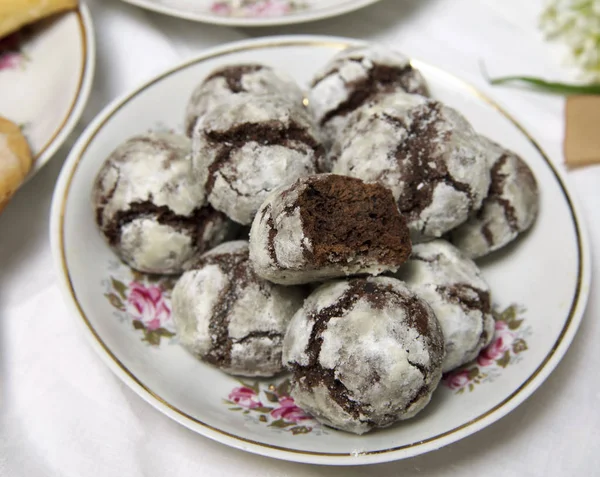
[92,132,236,274]
[249,174,412,285]
[282,277,445,434]
[172,241,305,377]
[395,239,495,372]
[330,92,491,239]
[449,138,539,258]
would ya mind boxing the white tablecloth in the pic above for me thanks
[2,0,599,475]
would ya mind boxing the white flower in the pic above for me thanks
[541,0,600,80]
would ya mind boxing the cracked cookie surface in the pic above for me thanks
[449,138,539,259]
[192,95,324,225]
[395,239,494,372]
[93,132,236,274]
[330,92,491,239]
[172,241,305,377]
[282,276,444,434]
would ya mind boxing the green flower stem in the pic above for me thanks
[489,76,600,95]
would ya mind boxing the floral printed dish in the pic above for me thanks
[118,0,383,27]
[50,36,591,465]
[0,4,94,181]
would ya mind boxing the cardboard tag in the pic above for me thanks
[565,95,600,167]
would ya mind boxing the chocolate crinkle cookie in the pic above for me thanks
[171,241,305,377]
[192,95,324,225]
[93,132,236,274]
[249,174,412,285]
[330,92,491,239]
[309,44,429,147]
[184,63,305,136]
[395,239,495,373]
[449,138,539,259]
[282,277,445,435]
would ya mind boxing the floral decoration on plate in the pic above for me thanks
[102,263,178,346]
[210,0,307,18]
[443,304,531,393]
[224,378,328,436]
[0,32,28,71]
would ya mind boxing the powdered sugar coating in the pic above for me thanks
[282,277,445,434]
[330,92,491,239]
[249,174,411,285]
[192,95,323,225]
[309,45,429,145]
[184,64,305,136]
[172,241,305,377]
[93,132,235,274]
[450,139,539,258]
[395,239,494,372]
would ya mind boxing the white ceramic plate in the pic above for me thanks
[120,0,382,27]
[50,36,591,465]
[0,3,95,179]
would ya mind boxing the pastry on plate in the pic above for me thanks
[0,116,32,212]
[309,44,429,148]
[249,174,412,285]
[396,239,495,372]
[282,277,445,434]
[192,95,324,225]
[185,63,305,136]
[172,241,305,377]
[330,92,491,240]
[0,0,78,38]
[450,138,539,259]
[93,132,236,274]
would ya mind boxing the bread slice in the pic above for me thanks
[0,117,32,212]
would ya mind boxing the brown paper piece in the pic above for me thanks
[565,95,600,167]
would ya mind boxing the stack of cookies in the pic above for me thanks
[92,44,539,435]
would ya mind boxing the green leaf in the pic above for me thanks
[253,406,274,414]
[156,328,175,338]
[496,350,511,368]
[147,273,163,283]
[290,426,312,435]
[264,391,279,403]
[111,278,128,300]
[143,330,161,346]
[508,319,523,330]
[489,75,600,95]
[500,305,517,323]
[468,383,475,392]
[131,270,145,283]
[512,339,528,354]
[269,419,296,428]
[236,379,259,394]
[132,320,145,330]
[228,407,242,411]
[259,415,267,423]
[276,379,291,397]
[467,367,480,380]
[105,293,125,311]
[457,388,464,395]
[243,410,249,415]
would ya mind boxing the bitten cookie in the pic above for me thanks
[192,95,324,225]
[249,174,412,285]
[93,132,236,274]
[449,138,539,259]
[184,64,305,136]
[282,277,445,434]
[309,44,429,147]
[330,92,491,239]
[172,241,305,377]
[0,116,32,212]
[396,239,495,372]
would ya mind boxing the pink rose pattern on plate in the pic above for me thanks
[210,0,307,18]
[224,379,326,435]
[103,266,177,346]
[0,32,27,71]
[443,304,531,393]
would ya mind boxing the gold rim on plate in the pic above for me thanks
[56,37,588,462]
